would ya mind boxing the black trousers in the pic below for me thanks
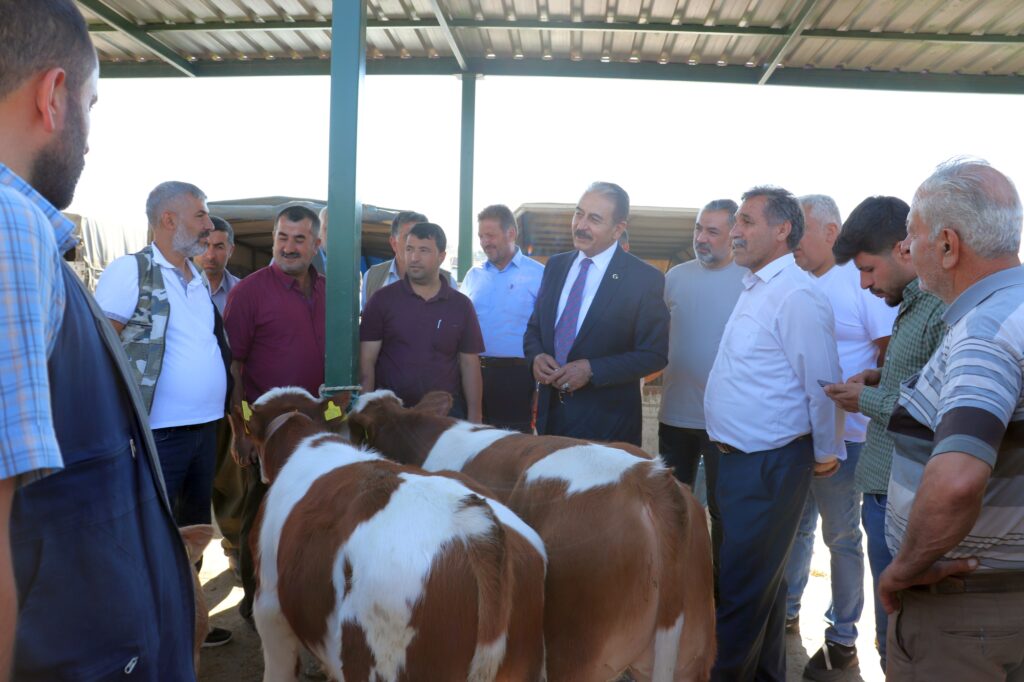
[481,360,535,433]
[658,423,722,601]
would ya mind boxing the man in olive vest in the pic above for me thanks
[95,181,232,646]
[362,210,457,308]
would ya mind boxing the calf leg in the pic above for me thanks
[254,596,301,682]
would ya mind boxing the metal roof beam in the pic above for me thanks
[85,17,1024,46]
[759,0,824,85]
[428,0,468,71]
[95,57,1024,95]
[79,0,196,77]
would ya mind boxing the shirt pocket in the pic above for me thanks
[432,320,463,355]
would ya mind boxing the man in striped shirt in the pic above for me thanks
[879,158,1024,680]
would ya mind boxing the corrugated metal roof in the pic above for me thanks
[81,1,1024,92]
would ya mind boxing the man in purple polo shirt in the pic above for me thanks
[223,203,325,622]
[360,222,484,421]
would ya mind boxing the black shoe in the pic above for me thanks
[202,627,233,648]
[785,614,800,635]
[803,640,858,681]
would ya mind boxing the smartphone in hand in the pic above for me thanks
[817,379,832,388]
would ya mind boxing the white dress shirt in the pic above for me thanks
[555,242,618,334]
[705,253,846,463]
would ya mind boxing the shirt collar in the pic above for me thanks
[151,242,202,280]
[742,252,795,289]
[943,265,1024,326]
[210,269,239,295]
[270,261,319,291]
[483,247,524,273]
[0,163,77,255]
[574,241,618,270]
[388,259,399,277]
[400,272,451,301]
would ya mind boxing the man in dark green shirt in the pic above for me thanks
[825,196,946,672]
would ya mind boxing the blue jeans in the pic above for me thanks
[784,441,865,647]
[862,492,892,670]
[153,421,218,527]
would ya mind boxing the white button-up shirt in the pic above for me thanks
[705,253,846,462]
[556,241,618,334]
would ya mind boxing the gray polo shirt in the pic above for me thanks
[659,259,745,430]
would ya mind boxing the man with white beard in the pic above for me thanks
[95,181,233,646]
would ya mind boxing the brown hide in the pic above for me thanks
[276,461,403,649]
[180,524,213,677]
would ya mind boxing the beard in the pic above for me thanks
[172,220,207,258]
[30,98,87,210]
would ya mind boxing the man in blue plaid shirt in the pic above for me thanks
[0,1,196,679]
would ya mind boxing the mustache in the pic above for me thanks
[695,244,711,252]
[731,239,747,249]
[574,229,592,240]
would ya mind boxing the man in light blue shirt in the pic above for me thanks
[462,204,544,431]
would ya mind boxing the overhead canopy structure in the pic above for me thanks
[78,0,1024,392]
[80,0,1024,93]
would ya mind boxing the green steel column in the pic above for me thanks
[458,73,477,281]
[324,0,365,393]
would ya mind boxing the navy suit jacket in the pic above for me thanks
[524,246,669,446]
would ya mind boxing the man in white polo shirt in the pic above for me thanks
[788,194,896,679]
[95,180,231,645]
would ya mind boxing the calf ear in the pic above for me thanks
[414,391,453,417]
[320,392,351,433]
[179,524,214,563]
[228,403,257,465]
[347,412,370,445]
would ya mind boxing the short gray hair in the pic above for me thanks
[741,185,805,249]
[146,181,206,227]
[799,194,842,229]
[585,181,630,224]
[701,198,738,227]
[912,157,1023,258]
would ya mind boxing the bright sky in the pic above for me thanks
[69,73,1024,261]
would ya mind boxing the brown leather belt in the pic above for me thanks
[479,356,527,368]
[908,571,1024,595]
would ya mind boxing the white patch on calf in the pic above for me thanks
[254,385,318,406]
[652,612,685,682]
[484,498,546,561]
[469,634,507,682]
[423,421,515,473]
[351,389,402,413]
[524,444,642,494]
[333,472,503,680]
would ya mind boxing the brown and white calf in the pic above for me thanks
[347,390,716,682]
[231,387,548,682]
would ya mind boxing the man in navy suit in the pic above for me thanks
[524,182,670,446]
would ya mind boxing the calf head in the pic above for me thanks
[347,390,455,467]
[229,387,351,483]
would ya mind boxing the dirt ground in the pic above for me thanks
[196,521,885,682]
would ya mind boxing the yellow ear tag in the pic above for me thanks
[242,401,253,422]
[324,400,343,422]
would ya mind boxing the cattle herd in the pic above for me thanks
[229,386,715,682]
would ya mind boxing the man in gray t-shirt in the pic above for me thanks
[659,198,745,592]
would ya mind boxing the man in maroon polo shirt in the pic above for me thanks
[360,222,484,421]
[223,203,325,622]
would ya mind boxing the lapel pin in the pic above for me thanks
[612,273,619,280]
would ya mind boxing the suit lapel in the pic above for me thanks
[545,252,575,325]
[573,247,627,351]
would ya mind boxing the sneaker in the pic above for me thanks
[803,640,858,681]
[785,614,800,635]
[202,626,233,648]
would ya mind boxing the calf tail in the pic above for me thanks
[673,483,716,681]
[458,495,514,682]
[645,468,716,682]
